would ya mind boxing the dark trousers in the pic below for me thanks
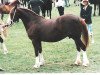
[57,6,64,16]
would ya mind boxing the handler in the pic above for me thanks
[28,0,44,15]
[80,0,94,43]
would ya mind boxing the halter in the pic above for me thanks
[10,8,17,25]
[7,7,17,26]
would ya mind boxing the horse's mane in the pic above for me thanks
[18,8,45,19]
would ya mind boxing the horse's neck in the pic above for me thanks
[18,9,42,30]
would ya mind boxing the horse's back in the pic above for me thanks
[39,14,81,42]
[57,14,80,26]
[55,14,82,37]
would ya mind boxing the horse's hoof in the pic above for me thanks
[82,63,88,67]
[39,61,45,66]
[82,62,89,67]
[74,59,82,65]
[40,62,44,66]
[33,64,40,68]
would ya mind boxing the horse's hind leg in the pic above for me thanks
[74,39,82,65]
[32,40,44,68]
[79,40,89,66]
[74,38,89,66]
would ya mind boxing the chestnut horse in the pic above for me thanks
[0,0,20,20]
[7,7,89,68]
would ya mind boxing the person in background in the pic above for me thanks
[28,0,44,15]
[64,0,70,7]
[55,0,65,16]
[9,0,16,3]
[80,0,94,43]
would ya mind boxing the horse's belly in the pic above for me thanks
[41,33,67,42]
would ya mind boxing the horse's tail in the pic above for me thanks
[80,19,89,48]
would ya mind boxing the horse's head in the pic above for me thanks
[7,6,19,25]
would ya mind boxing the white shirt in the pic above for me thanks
[83,5,88,10]
[9,0,16,3]
[55,0,65,7]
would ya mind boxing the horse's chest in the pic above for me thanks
[27,26,39,39]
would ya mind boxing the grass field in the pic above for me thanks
[0,0,100,73]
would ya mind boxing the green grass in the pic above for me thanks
[0,0,100,73]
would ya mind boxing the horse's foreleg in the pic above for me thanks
[2,43,8,54]
[38,41,45,66]
[32,40,40,68]
[39,53,45,66]
[32,40,44,68]
[0,32,8,54]
[0,37,8,54]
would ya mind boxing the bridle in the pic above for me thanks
[10,8,17,25]
[7,7,17,26]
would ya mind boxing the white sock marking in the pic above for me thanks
[82,51,89,66]
[39,53,45,66]
[34,56,40,68]
[75,51,81,65]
